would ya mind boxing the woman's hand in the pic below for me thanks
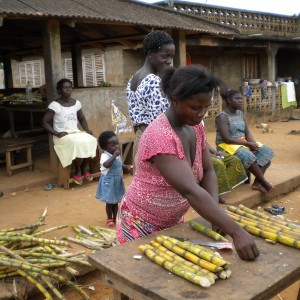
[231,228,259,261]
[86,129,93,135]
[57,132,68,138]
[247,141,260,152]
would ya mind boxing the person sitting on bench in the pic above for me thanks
[42,78,97,185]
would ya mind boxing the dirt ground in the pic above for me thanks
[1,118,300,299]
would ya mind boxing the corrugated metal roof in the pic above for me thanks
[0,0,239,35]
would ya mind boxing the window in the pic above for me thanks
[64,58,74,83]
[18,60,42,87]
[82,54,105,86]
[243,54,260,79]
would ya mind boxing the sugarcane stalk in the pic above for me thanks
[42,275,66,300]
[149,244,217,281]
[15,251,91,266]
[227,211,300,239]
[0,223,46,233]
[0,236,68,246]
[26,208,48,234]
[236,222,300,249]
[238,204,300,231]
[163,236,229,267]
[155,236,223,273]
[66,266,80,276]
[139,245,212,287]
[189,221,228,242]
[228,205,300,234]
[0,271,19,278]
[33,225,68,237]
[63,236,104,250]
[0,259,89,300]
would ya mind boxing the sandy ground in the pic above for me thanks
[1,118,300,299]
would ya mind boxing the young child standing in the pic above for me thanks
[96,131,132,227]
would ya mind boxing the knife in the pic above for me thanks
[171,236,233,250]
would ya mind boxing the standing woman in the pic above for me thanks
[127,30,175,171]
[42,78,98,185]
[215,89,274,193]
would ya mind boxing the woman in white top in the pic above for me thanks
[42,78,97,185]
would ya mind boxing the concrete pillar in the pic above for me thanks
[42,19,62,174]
[266,45,278,83]
[172,30,186,68]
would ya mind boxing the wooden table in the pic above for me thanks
[89,217,300,300]
[5,104,46,137]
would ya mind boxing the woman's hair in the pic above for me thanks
[161,65,220,101]
[221,89,240,103]
[143,30,174,55]
[56,78,72,91]
[98,131,116,150]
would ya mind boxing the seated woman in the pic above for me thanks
[117,65,259,262]
[206,142,248,203]
[42,78,98,185]
[215,89,274,193]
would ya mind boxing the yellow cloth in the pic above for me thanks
[281,83,297,109]
[219,141,263,155]
[54,132,97,168]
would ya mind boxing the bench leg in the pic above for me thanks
[26,147,33,171]
[57,163,71,189]
[5,151,12,176]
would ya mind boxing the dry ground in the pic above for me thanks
[1,118,300,299]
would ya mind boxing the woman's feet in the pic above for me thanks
[106,219,115,227]
[73,175,83,185]
[83,173,93,181]
[252,181,273,193]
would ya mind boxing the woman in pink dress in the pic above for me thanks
[117,65,259,261]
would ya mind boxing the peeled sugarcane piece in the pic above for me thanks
[189,221,228,242]
[0,259,89,300]
[238,204,300,231]
[0,236,68,246]
[150,241,218,279]
[227,211,300,240]
[155,236,223,273]
[236,222,300,249]
[139,245,212,287]
[164,236,229,268]
[227,206,300,236]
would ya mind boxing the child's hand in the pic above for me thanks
[124,165,133,174]
[113,150,120,157]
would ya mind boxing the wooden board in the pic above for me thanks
[89,217,300,300]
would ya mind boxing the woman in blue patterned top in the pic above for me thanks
[215,89,274,193]
[127,30,175,172]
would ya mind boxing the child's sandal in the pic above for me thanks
[106,219,114,227]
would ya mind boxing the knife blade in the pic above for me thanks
[171,236,233,250]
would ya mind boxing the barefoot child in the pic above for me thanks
[96,131,132,227]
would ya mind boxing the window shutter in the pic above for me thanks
[95,54,105,85]
[19,63,27,87]
[33,61,42,87]
[82,53,105,86]
[64,58,74,83]
[18,60,42,87]
[83,55,94,86]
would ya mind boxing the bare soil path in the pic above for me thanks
[1,118,300,299]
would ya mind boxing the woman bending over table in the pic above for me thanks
[42,78,97,185]
[117,65,259,261]
[215,89,274,193]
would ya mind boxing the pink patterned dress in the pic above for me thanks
[116,114,206,243]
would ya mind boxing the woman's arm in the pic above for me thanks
[41,109,66,137]
[152,154,259,261]
[77,109,93,135]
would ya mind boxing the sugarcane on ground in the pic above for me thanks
[1,120,300,300]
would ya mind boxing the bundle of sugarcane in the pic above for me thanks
[66,224,117,251]
[0,209,92,299]
[226,205,300,250]
[138,235,232,288]
[189,221,229,242]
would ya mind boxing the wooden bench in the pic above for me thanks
[57,146,101,189]
[0,138,35,176]
[119,137,134,165]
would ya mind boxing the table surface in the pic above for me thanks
[89,217,300,300]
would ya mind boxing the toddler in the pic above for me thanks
[96,131,132,226]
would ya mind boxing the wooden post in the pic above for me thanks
[172,30,186,68]
[42,19,62,174]
[71,43,84,87]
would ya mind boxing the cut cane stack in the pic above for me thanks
[226,204,300,250]
[139,235,231,288]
